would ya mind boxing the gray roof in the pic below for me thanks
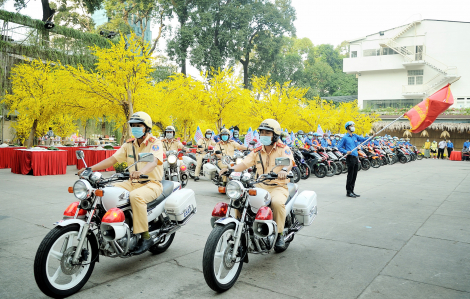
[321,95,358,103]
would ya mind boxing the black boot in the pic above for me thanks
[194,176,199,181]
[275,234,285,248]
[133,238,153,255]
[352,192,360,197]
[346,193,356,198]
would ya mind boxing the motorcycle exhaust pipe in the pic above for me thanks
[284,225,303,243]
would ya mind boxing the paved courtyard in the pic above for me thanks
[0,159,469,299]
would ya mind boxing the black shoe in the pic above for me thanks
[275,235,285,248]
[346,193,356,198]
[133,238,153,255]
[352,192,360,197]
[194,176,199,181]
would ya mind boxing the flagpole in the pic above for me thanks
[341,113,406,159]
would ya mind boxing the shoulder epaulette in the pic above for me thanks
[126,138,135,143]
[254,146,263,152]
[277,142,286,148]
[149,137,156,143]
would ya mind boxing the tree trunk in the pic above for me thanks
[124,88,134,141]
[26,119,38,148]
[181,57,186,75]
[241,59,249,89]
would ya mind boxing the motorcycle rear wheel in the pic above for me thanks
[370,158,380,168]
[34,225,97,298]
[292,167,301,183]
[203,223,243,292]
[399,156,407,163]
[314,164,327,178]
[326,162,337,177]
[417,153,424,160]
[149,233,175,254]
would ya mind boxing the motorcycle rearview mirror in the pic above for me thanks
[138,153,154,162]
[76,150,84,159]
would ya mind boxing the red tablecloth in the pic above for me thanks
[11,150,67,176]
[76,149,117,172]
[0,147,26,168]
[449,151,462,161]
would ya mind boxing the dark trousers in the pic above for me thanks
[346,155,359,194]
[447,148,453,158]
[437,148,445,159]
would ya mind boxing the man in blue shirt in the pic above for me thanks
[463,139,470,161]
[231,130,243,145]
[320,134,329,147]
[447,140,454,159]
[338,121,374,198]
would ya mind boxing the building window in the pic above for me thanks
[382,47,397,55]
[363,49,380,57]
[351,51,357,58]
[363,99,422,109]
[407,70,423,85]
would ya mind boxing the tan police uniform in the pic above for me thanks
[216,140,246,182]
[161,138,184,152]
[112,134,164,234]
[240,141,294,233]
[195,138,217,176]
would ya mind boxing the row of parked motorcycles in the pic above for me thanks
[290,143,424,181]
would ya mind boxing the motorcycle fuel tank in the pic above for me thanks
[101,186,130,211]
[248,188,271,213]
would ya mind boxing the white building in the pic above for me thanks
[343,20,470,109]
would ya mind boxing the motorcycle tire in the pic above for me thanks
[399,156,407,164]
[412,154,417,161]
[314,164,327,178]
[149,233,175,254]
[188,162,196,178]
[326,162,337,177]
[357,160,362,171]
[34,224,97,298]
[370,158,380,168]
[406,155,411,162]
[417,153,424,160]
[300,164,311,180]
[381,156,388,165]
[340,162,347,174]
[361,159,371,170]
[334,162,342,175]
[292,167,301,183]
[203,223,243,292]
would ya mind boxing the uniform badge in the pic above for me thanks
[152,145,159,151]
[285,149,291,155]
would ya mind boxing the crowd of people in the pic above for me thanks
[423,138,470,160]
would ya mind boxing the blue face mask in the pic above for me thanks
[221,135,229,141]
[281,137,286,142]
[260,136,272,146]
[131,127,145,138]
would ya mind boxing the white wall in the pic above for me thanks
[346,20,470,108]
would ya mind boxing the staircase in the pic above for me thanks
[383,20,460,97]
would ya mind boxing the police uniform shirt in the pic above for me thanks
[162,138,184,152]
[112,134,164,181]
[197,138,216,150]
[216,140,245,157]
[242,141,294,186]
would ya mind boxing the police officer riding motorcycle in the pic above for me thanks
[194,129,217,181]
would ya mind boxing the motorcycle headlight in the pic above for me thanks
[236,158,243,165]
[226,181,244,200]
[168,154,177,164]
[89,171,102,183]
[73,179,92,200]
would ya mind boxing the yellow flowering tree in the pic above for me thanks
[2,60,76,147]
[62,34,157,142]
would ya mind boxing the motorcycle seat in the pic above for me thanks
[285,183,298,205]
[147,180,174,210]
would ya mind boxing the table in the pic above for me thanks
[449,151,462,161]
[76,149,118,172]
[11,150,67,176]
[39,146,83,166]
[0,147,26,168]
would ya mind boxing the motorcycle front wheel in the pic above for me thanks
[399,156,407,163]
[361,159,371,170]
[314,164,327,178]
[334,162,342,175]
[34,225,97,298]
[300,164,311,180]
[292,167,301,183]
[370,158,380,168]
[203,223,243,292]
[417,153,424,160]
[326,162,337,177]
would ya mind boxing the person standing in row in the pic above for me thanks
[463,139,470,161]
[446,140,453,159]
[430,140,438,159]
[424,139,431,158]
[437,139,447,159]
[337,121,373,198]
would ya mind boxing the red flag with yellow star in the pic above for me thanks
[404,84,454,133]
